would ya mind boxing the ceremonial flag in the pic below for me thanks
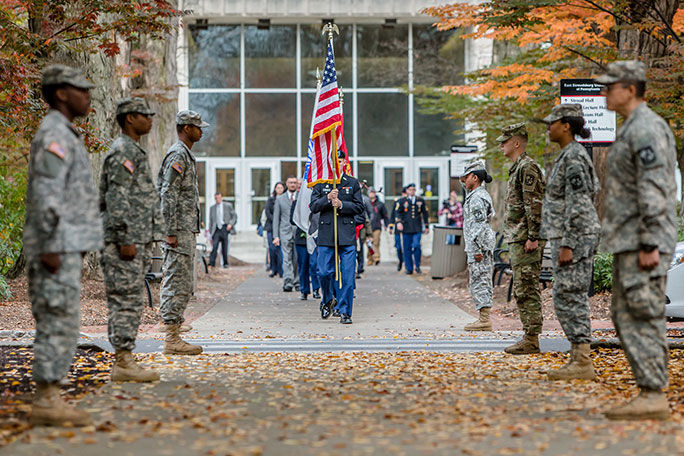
[293,85,320,239]
[307,39,350,187]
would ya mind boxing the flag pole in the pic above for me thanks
[322,22,342,288]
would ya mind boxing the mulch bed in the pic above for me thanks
[0,347,112,446]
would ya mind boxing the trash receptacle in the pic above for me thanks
[431,225,467,279]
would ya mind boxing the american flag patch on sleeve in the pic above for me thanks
[171,162,183,174]
[123,159,135,174]
[47,142,66,159]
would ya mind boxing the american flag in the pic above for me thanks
[307,39,350,187]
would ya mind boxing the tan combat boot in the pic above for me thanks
[604,389,670,421]
[111,350,161,382]
[163,324,203,355]
[548,343,595,381]
[161,324,193,333]
[30,382,93,427]
[504,334,540,355]
[464,307,493,331]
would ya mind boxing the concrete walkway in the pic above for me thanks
[189,263,472,340]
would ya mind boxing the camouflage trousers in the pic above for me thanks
[509,241,546,336]
[550,236,597,344]
[468,253,493,310]
[102,242,153,351]
[27,253,83,383]
[160,231,196,325]
[611,251,669,391]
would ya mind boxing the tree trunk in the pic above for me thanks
[592,146,610,221]
[616,0,679,61]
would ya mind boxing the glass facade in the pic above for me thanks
[187,22,465,160]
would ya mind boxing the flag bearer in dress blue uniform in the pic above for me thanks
[310,150,365,324]
[395,183,429,274]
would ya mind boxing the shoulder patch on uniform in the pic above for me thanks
[123,159,135,174]
[171,162,184,174]
[47,142,66,159]
[638,146,656,166]
[524,174,535,187]
[569,174,583,190]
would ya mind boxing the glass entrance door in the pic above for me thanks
[248,162,276,227]
[376,160,409,205]
[414,159,449,225]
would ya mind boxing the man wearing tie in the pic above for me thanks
[208,192,237,269]
[273,176,300,292]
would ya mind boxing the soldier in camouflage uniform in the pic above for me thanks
[597,61,677,420]
[460,161,496,331]
[540,104,601,380]
[24,65,103,426]
[100,98,164,381]
[157,111,207,355]
[499,123,547,354]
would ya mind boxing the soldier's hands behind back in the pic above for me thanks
[119,244,137,261]
[165,235,178,248]
[39,253,61,274]
[638,249,660,270]
[524,239,539,253]
[558,246,573,266]
[474,253,483,262]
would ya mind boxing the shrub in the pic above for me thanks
[0,275,11,301]
[0,167,26,277]
[593,251,613,293]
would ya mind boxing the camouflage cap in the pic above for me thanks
[462,160,487,176]
[41,64,95,89]
[595,60,646,84]
[542,103,584,124]
[496,122,528,142]
[116,97,155,116]
[176,110,209,128]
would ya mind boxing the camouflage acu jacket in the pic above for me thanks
[504,153,545,244]
[100,134,164,245]
[463,186,496,263]
[157,141,201,236]
[23,110,103,258]
[602,102,677,254]
[541,141,600,249]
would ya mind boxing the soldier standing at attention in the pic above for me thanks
[388,186,407,271]
[597,61,677,420]
[157,111,208,355]
[100,97,163,382]
[461,161,496,332]
[24,65,103,426]
[540,104,600,380]
[395,183,429,275]
[498,123,547,354]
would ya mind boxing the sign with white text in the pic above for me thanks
[560,79,616,146]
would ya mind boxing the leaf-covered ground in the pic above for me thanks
[3,348,684,454]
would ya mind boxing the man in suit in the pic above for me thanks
[208,192,237,269]
[273,175,300,292]
[395,183,429,275]
[310,151,365,324]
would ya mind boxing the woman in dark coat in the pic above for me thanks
[265,182,285,277]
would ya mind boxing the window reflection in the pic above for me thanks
[251,168,271,225]
[245,25,296,88]
[357,25,408,87]
[414,101,463,157]
[190,93,240,157]
[188,25,240,88]
[300,24,352,88]
[420,167,439,223]
[358,93,408,156]
[384,167,405,201]
[412,25,465,86]
[245,93,296,156]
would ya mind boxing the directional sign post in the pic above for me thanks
[560,79,616,147]
[450,145,479,177]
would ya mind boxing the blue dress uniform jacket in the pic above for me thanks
[310,174,365,247]
[395,196,429,234]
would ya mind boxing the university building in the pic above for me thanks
[178,0,492,230]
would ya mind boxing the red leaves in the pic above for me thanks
[98,41,120,57]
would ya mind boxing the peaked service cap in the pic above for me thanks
[42,64,95,89]
[496,122,528,142]
[595,60,646,84]
[116,97,156,116]
[542,104,584,124]
[176,110,209,128]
